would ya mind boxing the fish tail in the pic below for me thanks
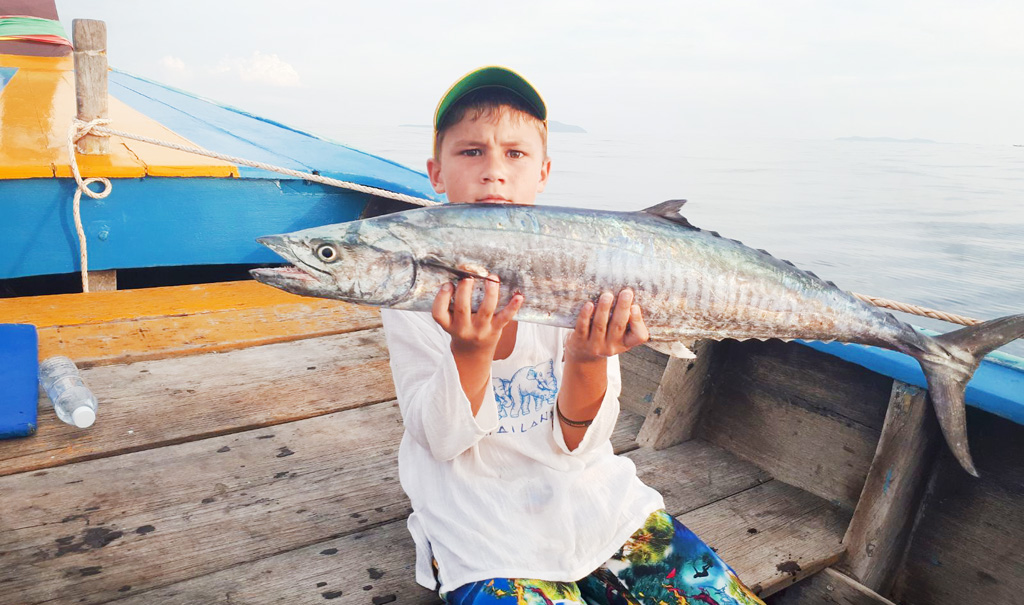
[916,314,1024,477]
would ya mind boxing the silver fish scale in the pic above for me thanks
[384,204,911,348]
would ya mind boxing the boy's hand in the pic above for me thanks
[565,289,649,363]
[432,275,523,354]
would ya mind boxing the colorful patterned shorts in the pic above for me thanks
[444,510,765,605]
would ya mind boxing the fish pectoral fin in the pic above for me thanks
[641,200,699,230]
[420,257,499,283]
[647,340,697,359]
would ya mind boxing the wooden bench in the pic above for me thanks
[0,281,855,604]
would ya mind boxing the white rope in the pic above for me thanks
[852,292,980,326]
[66,118,113,293]
[79,121,439,207]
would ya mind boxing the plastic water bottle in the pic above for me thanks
[38,356,97,428]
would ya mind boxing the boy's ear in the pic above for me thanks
[427,157,446,194]
[536,157,552,194]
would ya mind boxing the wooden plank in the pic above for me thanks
[628,438,772,515]
[113,456,841,604]
[891,409,1024,605]
[86,269,117,292]
[619,344,668,416]
[769,568,897,605]
[682,480,851,598]
[0,329,394,477]
[0,401,409,605]
[35,295,381,367]
[610,409,644,454]
[839,382,939,593]
[110,519,438,605]
[0,281,339,329]
[0,281,382,366]
[718,340,892,432]
[637,340,718,449]
[0,398,648,605]
[700,342,884,511]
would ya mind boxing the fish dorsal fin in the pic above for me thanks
[641,199,698,230]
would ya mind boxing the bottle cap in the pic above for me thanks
[72,406,96,428]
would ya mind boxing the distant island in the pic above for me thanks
[837,136,938,144]
[400,120,586,133]
[550,120,586,133]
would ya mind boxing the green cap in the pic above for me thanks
[434,66,547,131]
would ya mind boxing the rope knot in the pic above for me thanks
[66,119,115,293]
[72,117,112,142]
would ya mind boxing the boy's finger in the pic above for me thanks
[575,300,594,340]
[477,274,501,322]
[608,289,634,342]
[453,277,474,323]
[623,304,650,348]
[494,293,524,326]
[431,282,454,330]
[590,292,614,341]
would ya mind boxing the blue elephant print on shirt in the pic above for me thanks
[494,377,514,419]
[508,360,558,417]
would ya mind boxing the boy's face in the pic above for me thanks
[428,109,551,205]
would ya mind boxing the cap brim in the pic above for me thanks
[434,66,546,130]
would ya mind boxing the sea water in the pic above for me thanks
[329,125,1024,357]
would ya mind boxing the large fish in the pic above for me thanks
[251,201,1024,476]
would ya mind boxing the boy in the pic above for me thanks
[381,66,765,605]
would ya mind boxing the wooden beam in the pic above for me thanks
[72,19,109,155]
[86,269,116,291]
[636,339,717,449]
[839,381,940,593]
[770,568,897,605]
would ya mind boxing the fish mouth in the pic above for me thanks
[251,235,328,294]
[250,265,319,284]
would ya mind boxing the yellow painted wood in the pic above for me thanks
[38,297,382,366]
[0,54,239,180]
[0,54,74,70]
[0,281,382,366]
[0,59,60,178]
[0,281,327,327]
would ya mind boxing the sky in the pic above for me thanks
[53,1,1024,146]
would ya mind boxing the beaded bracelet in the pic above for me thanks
[555,402,594,428]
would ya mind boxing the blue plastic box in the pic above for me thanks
[0,324,38,439]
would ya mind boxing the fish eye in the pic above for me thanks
[315,243,339,263]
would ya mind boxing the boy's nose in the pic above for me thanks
[481,155,505,182]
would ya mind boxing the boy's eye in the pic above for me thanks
[460,149,482,157]
[507,150,524,159]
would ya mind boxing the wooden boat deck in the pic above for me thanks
[1,282,853,604]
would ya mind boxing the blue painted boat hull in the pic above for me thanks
[1,177,374,279]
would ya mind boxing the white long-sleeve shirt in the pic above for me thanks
[381,309,665,594]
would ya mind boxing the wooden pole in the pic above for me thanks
[72,19,108,155]
[72,19,116,291]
